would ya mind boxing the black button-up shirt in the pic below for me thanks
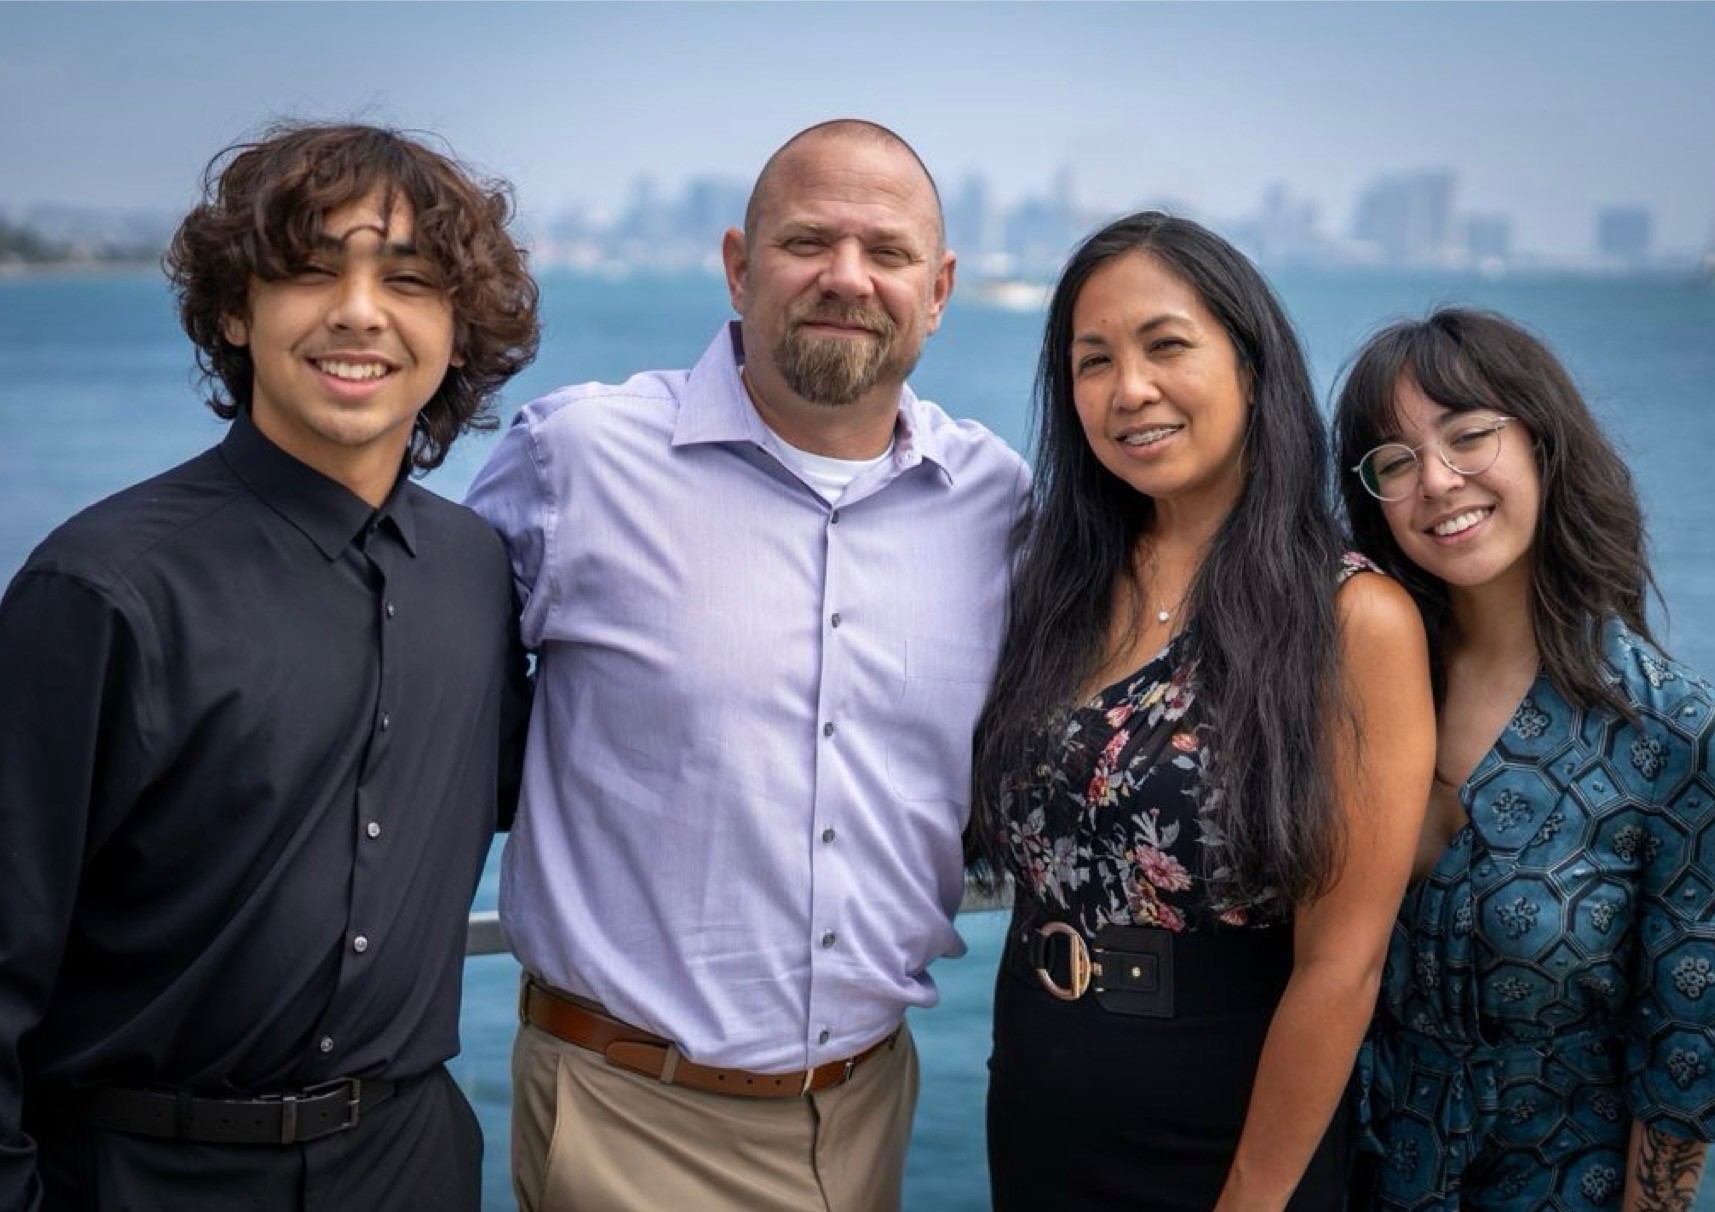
[0,413,528,1207]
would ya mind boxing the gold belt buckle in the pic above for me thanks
[1033,921,1097,1001]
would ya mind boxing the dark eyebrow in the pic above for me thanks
[310,232,423,259]
[1072,313,1192,347]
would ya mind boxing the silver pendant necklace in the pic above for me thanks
[1142,542,1188,625]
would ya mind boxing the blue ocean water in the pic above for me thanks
[3,269,1714,1210]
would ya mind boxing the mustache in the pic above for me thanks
[788,302,894,336]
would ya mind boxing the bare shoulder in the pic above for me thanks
[1335,571,1428,663]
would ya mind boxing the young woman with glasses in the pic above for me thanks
[1335,308,1715,1211]
[968,212,1436,1211]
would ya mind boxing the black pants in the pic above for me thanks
[30,1066,481,1212]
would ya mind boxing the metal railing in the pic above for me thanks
[466,911,509,957]
[465,879,1011,957]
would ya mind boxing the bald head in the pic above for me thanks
[743,120,945,253]
[720,117,956,455]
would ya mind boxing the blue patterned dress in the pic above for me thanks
[1362,622,1715,1210]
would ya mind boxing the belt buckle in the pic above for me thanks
[801,1054,859,1096]
[1033,921,1096,1001]
[271,1078,361,1143]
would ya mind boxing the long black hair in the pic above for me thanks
[1333,308,1656,716]
[970,212,1346,911]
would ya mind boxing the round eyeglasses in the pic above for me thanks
[1352,414,1515,501]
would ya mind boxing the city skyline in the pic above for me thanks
[3,3,1712,262]
[6,159,1689,277]
[519,160,1693,274]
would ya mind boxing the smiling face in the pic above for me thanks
[1069,250,1250,521]
[221,191,460,501]
[722,131,953,452]
[1377,374,1541,595]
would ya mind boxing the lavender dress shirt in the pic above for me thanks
[466,323,1030,1072]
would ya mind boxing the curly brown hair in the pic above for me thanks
[165,122,540,473]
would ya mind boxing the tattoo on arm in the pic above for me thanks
[1633,1124,1707,1212]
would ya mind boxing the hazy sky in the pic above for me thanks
[3,2,1712,258]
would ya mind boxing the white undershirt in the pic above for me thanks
[768,431,895,503]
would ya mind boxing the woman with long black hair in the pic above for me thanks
[1335,308,1715,1211]
[971,212,1435,1210]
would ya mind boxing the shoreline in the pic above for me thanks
[0,259,159,282]
[3,258,1703,290]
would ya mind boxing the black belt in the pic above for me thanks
[65,1076,399,1145]
[1004,903,1293,1018]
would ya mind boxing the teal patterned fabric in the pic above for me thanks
[1363,622,1715,1210]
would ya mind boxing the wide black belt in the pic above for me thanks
[1004,903,1293,1018]
[65,1076,399,1145]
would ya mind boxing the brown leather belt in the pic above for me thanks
[520,980,898,1099]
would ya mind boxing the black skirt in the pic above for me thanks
[987,923,1351,1212]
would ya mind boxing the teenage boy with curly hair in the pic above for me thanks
[0,122,539,1212]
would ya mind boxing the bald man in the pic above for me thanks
[466,120,1030,1211]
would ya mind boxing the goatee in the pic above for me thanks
[774,304,899,406]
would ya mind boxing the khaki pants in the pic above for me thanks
[511,1014,919,1212]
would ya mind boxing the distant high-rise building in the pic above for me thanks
[947,172,997,261]
[1595,206,1652,265]
[1240,183,1324,266]
[1003,198,1072,275]
[615,175,669,244]
[1002,165,1085,275]
[678,176,747,243]
[1352,170,1456,265]
[1051,165,1076,227]
[1463,214,1513,265]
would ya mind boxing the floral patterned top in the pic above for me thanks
[1000,553,1375,935]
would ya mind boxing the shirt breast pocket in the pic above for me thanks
[884,635,996,804]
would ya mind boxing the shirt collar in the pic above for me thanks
[670,321,955,485]
[219,410,419,559]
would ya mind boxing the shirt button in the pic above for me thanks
[818,1028,831,1045]
[318,1036,335,1054]
[380,713,391,732]
[830,613,842,629]
[822,721,836,738]
[829,510,841,525]
[384,601,397,620]
[366,821,382,840]
[352,935,370,954]
[821,931,837,948]
[822,827,836,844]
